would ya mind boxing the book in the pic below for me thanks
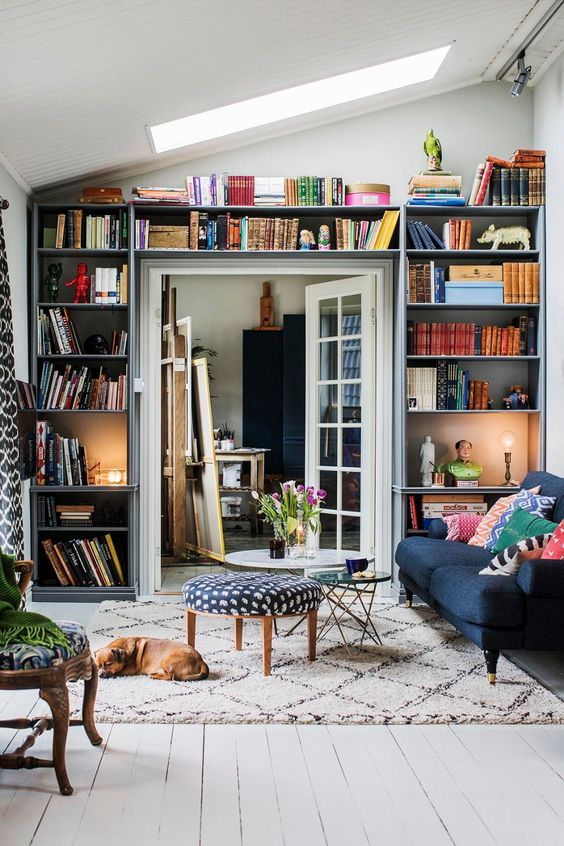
[409,320,529,357]
[501,262,540,303]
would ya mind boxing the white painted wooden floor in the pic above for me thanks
[1,603,564,845]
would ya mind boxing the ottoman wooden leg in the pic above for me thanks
[185,610,196,647]
[262,617,273,676]
[235,617,244,650]
[308,610,318,661]
[40,683,72,796]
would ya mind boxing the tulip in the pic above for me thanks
[307,494,316,505]
[272,492,280,500]
[251,490,259,500]
[317,489,327,499]
[296,484,304,493]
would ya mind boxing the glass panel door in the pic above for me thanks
[306,276,375,553]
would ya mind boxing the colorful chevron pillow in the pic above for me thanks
[483,490,555,551]
[467,490,531,548]
[480,534,553,576]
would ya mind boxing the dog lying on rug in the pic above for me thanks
[95,637,209,681]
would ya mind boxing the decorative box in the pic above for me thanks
[345,183,391,206]
[147,225,189,249]
[445,282,504,305]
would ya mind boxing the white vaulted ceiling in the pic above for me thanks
[0,0,563,194]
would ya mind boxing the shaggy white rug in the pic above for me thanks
[75,599,564,725]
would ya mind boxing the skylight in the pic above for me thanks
[149,45,451,153]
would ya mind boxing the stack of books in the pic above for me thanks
[43,209,127,250]
[418,495,487,528]
[36,421,90,485]
[56,504,94,527]
[92,265,128,304]
[85,213,127,249]
[16,380,36,410]
[41,533,126,587]
[407,317,536,356]
[407,362,494,411]
[38,363,127,411]
[407,173,464,206]
[407,220,445,249]
[110,331,128,355]
[37,307,81,354]
[469,150,546,206]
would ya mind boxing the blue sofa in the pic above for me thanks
[395,471,564,683]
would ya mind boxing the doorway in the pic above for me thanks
[138,260,393,596]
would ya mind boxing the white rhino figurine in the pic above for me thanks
[477,224,531,250]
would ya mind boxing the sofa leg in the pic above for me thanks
[484,649,500,685]
[405,588,413,609]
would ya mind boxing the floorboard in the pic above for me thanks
[236,724,284,846]
[200,725,241,846]
[156,724,204,844]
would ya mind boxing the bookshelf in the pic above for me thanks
[31,203,136,600]
[393,204,545,588]
[30,199,545,600]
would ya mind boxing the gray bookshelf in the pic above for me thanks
[392,204,546,594]
[30,200,545,600]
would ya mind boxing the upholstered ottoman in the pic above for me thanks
[182,573,323,675]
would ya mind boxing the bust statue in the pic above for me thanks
[446,439,483,482]
[419,435,435,487]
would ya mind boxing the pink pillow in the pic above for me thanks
[467,486,540,547]
[541,519,564,559]
[444,513,484,543]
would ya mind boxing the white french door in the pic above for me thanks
[306,275,376,553]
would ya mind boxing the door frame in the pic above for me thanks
[137,258,393,596]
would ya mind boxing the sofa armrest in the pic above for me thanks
[516,559,564,598]
[427,519,448,540]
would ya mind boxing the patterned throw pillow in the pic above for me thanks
[481,489,555,552]
[491,507,559,554]
[443,513,484,543]
[467,490,530,548]
[480,534,553,576]
[541,519,564,559]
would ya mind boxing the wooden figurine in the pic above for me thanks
[299,229,316,250]
[65,262,90,303]
[318,224,331,250]
[45,262,63,303]
[254,281,281,330]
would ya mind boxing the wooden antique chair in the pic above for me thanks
[0,560,102,795]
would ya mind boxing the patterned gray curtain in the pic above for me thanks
[0,207,24,559]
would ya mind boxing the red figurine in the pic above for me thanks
[66,262,90,303]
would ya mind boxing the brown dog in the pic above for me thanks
[95,636,209,681]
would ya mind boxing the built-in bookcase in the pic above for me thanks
[31,203,137,600]
[392,205,545,588]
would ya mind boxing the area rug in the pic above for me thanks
[73,599,564,725]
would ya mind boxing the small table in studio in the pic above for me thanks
[311,569,391,653]
[216,449,268,535]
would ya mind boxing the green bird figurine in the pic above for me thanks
[423,129,442,171]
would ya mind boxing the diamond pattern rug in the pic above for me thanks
[75,599,564,724]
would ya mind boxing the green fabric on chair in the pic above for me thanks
[492,508,559,554]
[0,551,71,651]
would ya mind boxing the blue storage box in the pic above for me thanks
[444,281,504,305]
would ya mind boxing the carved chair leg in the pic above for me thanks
[307,610,318,661]
[83,658,103,746]
[405,588,413,609]
[484,649,500,685]
[40,683,73,796]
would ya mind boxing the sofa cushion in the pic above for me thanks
[491,508,558,554]
[541,518,564,559]
[484,491,556,551]
[523,471,564,523]
[395,537,492,590]
[467,491,525,547]
[443,513,484,543]
[480,534,551,576]
[430,565,525,628]
[0,620,87,671]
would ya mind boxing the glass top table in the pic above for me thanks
[224,548,364,571]
[312,569,391,586]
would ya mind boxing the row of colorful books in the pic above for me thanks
[133,175,346,207]
[407,363,492,411]
[469,150,545,206]
[407,317,536,356]
[44,210,128,250]
[407,262,539,304]
[36,423,89,485]
[42,534,126,587]
[336,211,399,250]
[38,363,127,410]
[110,330,128,355]
[37,307,81,354]
[408,494,487,530]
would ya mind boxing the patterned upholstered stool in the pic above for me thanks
[0,562,102,798]
[182,573,323,676]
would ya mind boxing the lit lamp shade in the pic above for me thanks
[95,468,127,486]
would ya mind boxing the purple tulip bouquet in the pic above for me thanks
[252,481,326,550]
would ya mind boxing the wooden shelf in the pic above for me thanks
[407,409,540,414]
[406,249,539,259]
[30,485,137,492]
[37,526,128,532]
[406,355,539,361]
[37,248,128,257]
[37,409,127,414]
[37,354,127,361]
[406,303,540,310]
[37,302,128,310]
[405,205,541,216]
[31,585,136,602]
[135,248,400,259]
[394,485,521,494]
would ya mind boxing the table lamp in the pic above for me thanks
[499,430,516,486]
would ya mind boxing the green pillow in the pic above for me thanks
[492,507,558,554]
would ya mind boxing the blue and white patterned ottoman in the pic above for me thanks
[182,573,323,675]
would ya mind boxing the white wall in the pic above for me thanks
[534,56,564,476]
[49,83,533,205]
[173,273,343,441]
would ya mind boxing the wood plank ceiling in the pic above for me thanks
[0,0,562,192]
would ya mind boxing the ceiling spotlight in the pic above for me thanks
[510,53,532,96]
